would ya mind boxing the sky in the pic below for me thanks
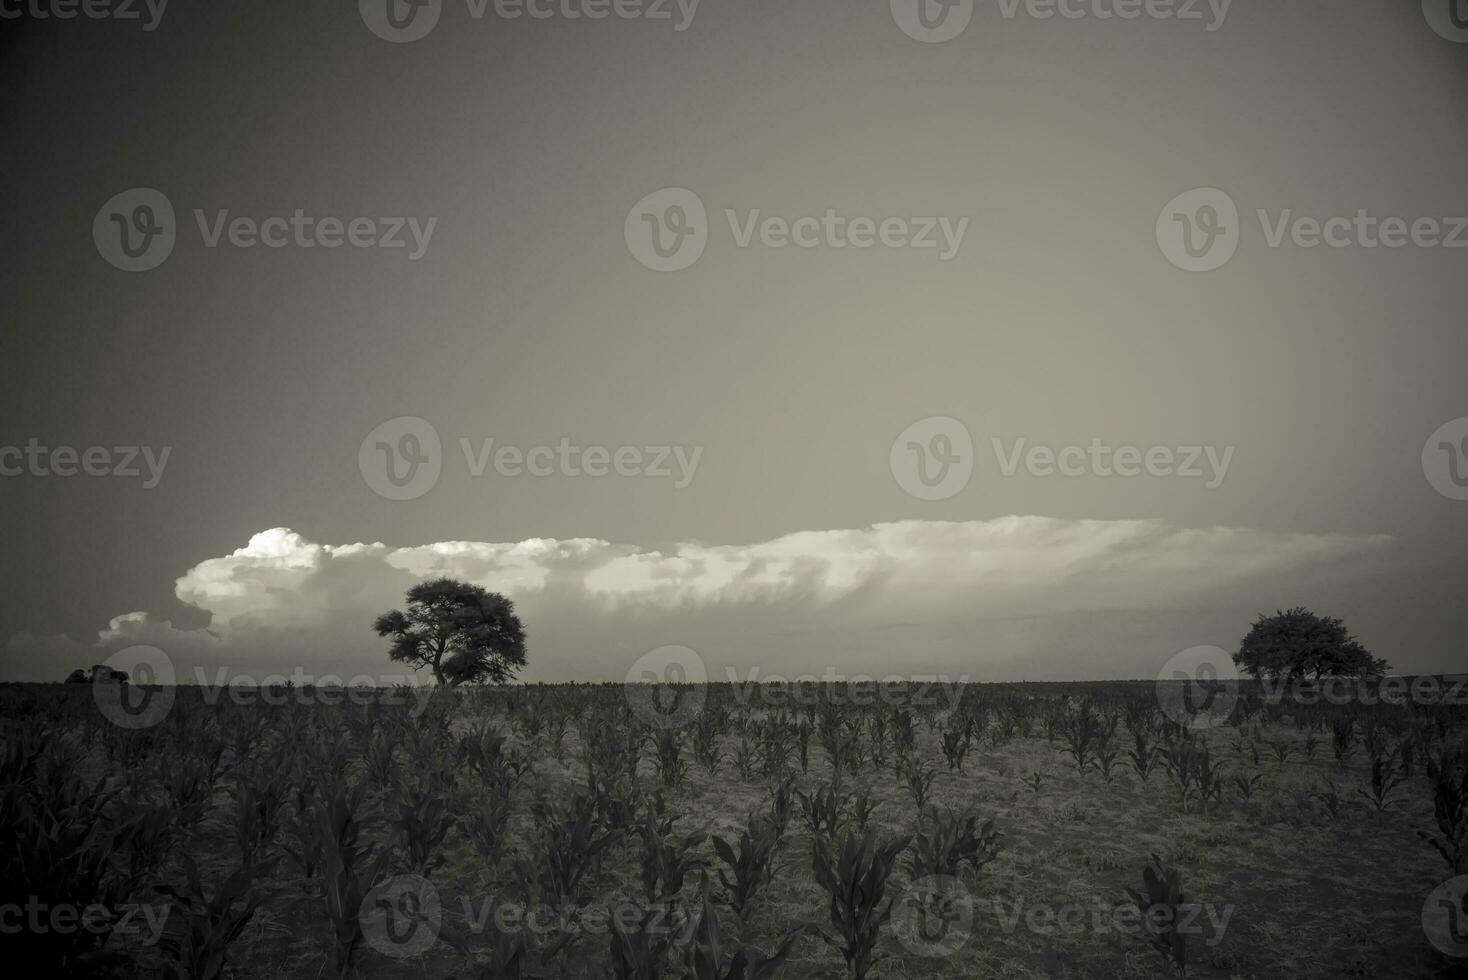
[1,0,1465,685]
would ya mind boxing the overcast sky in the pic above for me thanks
[1,0,1464,684]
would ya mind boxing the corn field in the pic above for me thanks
[2,679,1465,978]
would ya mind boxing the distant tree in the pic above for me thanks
[1234,607,1389,681]
[66,665,128,684]
[373,578,527,687]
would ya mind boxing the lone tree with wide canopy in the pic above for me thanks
[374,578,526,686]
[1234,607,1389,682]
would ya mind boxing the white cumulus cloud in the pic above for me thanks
[3,518,1394,683]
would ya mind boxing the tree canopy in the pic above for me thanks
[1234,607,1389,681]
[373,578,526,687]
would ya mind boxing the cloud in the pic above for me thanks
[3,518,1394,683]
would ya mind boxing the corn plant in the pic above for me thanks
[797,781,850,843]
[766,776,796,844]
[693,716,725,775]
[1159,739,1199,812]
[1418,747,1467,873]
[1267,738,1294,770]
[1062,702,1102,774]
[1303,732,1320,761]
[850,787,879,833]
[362,728,400,791]
[154,855,275,980]
[910,806,1001,882]
[609,805,706,979]
[686,875,802,980]
[817,705,847,781]
[518,793,622,909]
[890,710,916,758]
[458,781,512,870]
[1129,732,1157,783]
[759,717,797,779]
[711,810,782,933]
[1232,772,1265,806]
[794,718,812,774]
[1310,780,1351,821]
[1332,718,1356,766]
[228,759,288,866]
[307,778,388,978]
[0,770,138,970]
[455,923,528,980]
[635,799,706,906]
[1356,751,1407,811]
[733,738,758,781]
[940,725,972,773]
[900,756,937,812]
[1121,854,1191,978]
[392,776,456,874]
[1095,734,1122,786]
[656,729,690,790]
[810,829,911,980]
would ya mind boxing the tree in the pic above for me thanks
[1234,607,1389,681]
[65,665,128,684]
[373,578,527,687]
